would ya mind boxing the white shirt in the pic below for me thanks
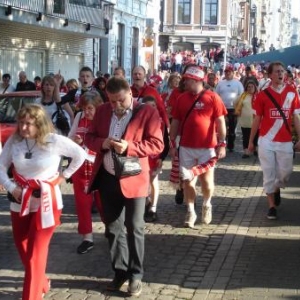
[103,109,133,175]
[35,98,71,134]
[0,83,15,94]
[0,133,86,212]
[215,79,244,109]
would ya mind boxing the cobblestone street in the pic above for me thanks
[1,141,300,300]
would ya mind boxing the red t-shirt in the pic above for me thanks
[254,85,300,142]
[172,90,227,148]
[168,88,183,117]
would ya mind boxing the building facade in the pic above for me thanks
[0,0,149,84]
[110,0,158,80]
[159,0,229,52]
[253,0,293,51]
[0,0,111,82]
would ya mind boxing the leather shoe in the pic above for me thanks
[127,279,142,296]
[106,275,128,291]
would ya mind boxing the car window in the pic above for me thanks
[0,96,37,123]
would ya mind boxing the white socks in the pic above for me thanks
[203,198,212,207]
[83,233,93,242]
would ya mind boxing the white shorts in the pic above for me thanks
[259,146,293,194]
[179,146,216,180]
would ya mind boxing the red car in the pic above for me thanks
[0,91,41,147]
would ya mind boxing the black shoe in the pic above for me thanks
[106,275,128,291]
[77,240,94,254]
[274,189,281,206]
[144,211,157,223]
[242,154,250,159]
[127,279,142,296]
[175,189,184,205]
[267,207,277,220]
[253,150,258,156]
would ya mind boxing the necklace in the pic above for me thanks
[41,98,54,106]
[25,139,37,159]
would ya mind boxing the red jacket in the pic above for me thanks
[131,83,169,127]
[85,101,164,198]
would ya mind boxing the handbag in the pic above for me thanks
[52,104,70,136]
[111,104,144,178]
[112,149,142,178]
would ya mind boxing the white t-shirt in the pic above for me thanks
[0,83,15,94]
[35,98,71,133]
[215,79,244,109]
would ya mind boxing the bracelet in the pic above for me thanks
[217,141,227,148]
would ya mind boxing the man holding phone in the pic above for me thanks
[85,77,164,297]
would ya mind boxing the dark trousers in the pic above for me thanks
[97,167,145,280]
[241,127,258,149]
[241,127,251,149]
[226,109,237,150]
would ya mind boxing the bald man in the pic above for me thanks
[16,71,36,91]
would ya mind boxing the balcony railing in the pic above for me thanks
[0,0,114,27]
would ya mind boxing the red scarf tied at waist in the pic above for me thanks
[169,153,217,188]
[12,168,61,230]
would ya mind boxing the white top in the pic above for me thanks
[0,83,16,94]
[259,78,271,91]
[35,98,71,133]
[0,133,86,212]
[215,79,244,109]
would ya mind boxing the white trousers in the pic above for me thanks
[258,146,293,194]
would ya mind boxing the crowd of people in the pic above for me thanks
[0,58,300,299]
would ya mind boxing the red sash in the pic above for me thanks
[12,168,61,230]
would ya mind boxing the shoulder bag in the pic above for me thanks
[112,104,144,178]
[52,104,70,136]
[264,89,296,157]
[180,90,206,136]
[264,89,291,134]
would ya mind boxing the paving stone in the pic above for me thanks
[2,134,300,299]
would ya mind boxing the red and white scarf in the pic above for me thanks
[169,152,217,188]
[12,168,61,230]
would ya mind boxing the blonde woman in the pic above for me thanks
[235,80,258,158]
[0,104,85,300]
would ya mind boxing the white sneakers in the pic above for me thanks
[202,205,212,225]
[184,205,212,228]
[184,211,197,228]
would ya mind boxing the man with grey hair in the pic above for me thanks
[16,71,36,91]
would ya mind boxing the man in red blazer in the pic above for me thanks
[85,77,164,297]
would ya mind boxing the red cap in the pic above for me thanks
[225,65,234,72]
[182,66,205,81]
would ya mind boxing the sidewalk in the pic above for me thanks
[1,147,300,300]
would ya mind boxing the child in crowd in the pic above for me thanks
[68,91,104,254]
[66,78,79,91]
[142,96,170,222]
